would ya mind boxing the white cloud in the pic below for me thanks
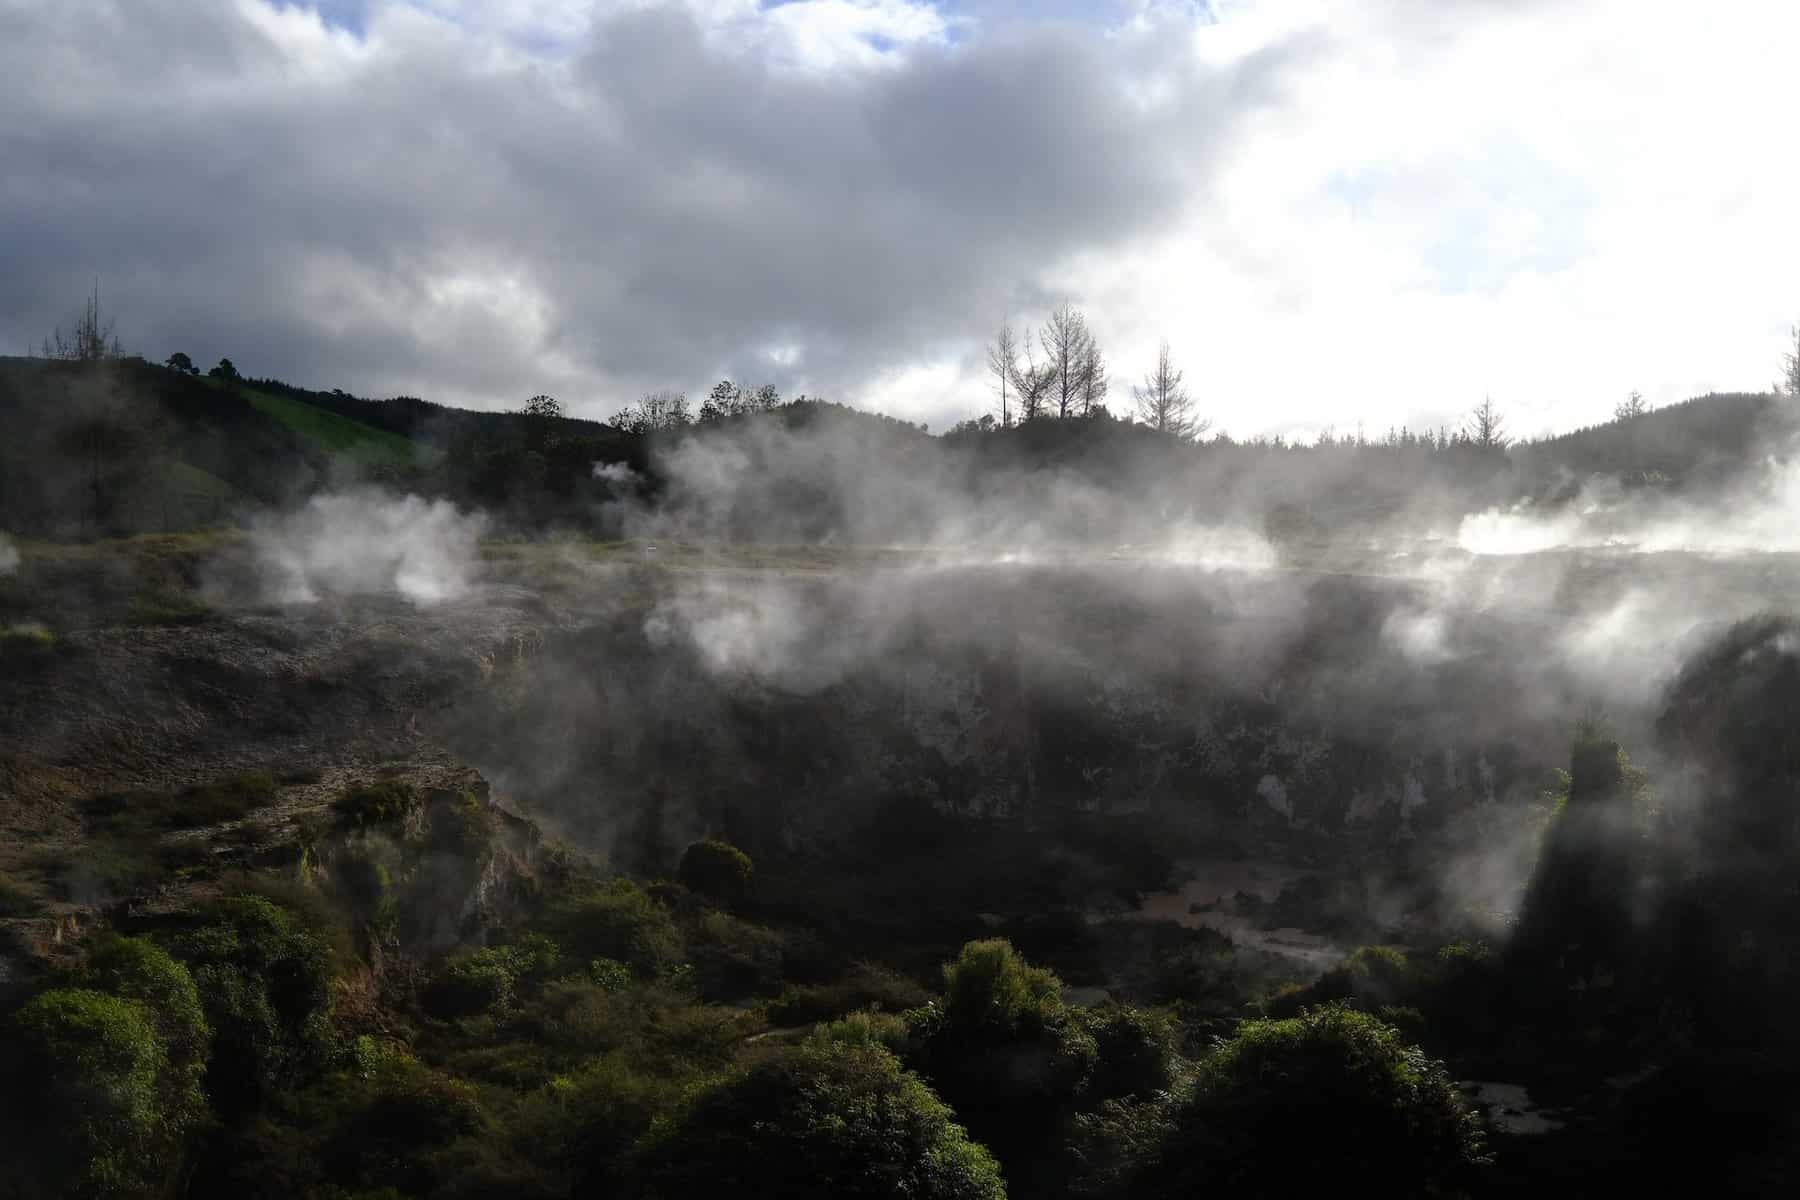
[1056,0,1800,438]
[3,0,1794,438]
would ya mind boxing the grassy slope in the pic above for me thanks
[243,384,422,470]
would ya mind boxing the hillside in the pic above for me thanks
[0,357,426,534]
[1511,391,1800,495]
[243,384,424,473]
[3,354,1790,545]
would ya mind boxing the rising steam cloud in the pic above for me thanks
[0,533,17,576]
[610,413,1280,570]
[1459,453,1800,556]
[250,491,488,606]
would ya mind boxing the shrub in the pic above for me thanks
[85,771,277,832]
[324,1057,489,1196]
[906,940,1097,1167]
[563,1055,690,1193]
[428,791,500,860]
[85,934,212,1109]
[0,623,55,661]
[589,957,633,993]
[813,1009,910,1053]
[170,894,337,1107]
[427,949,518,1019]
[626,1040,1006,1200]
[334,779,422,829]
[687,910,788,1002]
[940,937,1066,1035]
[1081,1005,1180,1102]
[6,989,181,1198]
[162,772,277,826]
[676,838,754,906]
[1140,1004,1487,1198]
[424,937,561,1019]
[544,878,684,978]
[37,835,211,903]
[768,960,934,1026]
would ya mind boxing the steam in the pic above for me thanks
[204,406,1800,970]
[0,533,17,575]
[593,461,644,488]
[249,491,488,606]
[1460,454,1800,556]
[611,413,1282,570]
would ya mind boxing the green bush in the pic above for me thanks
[1081,1005,1180,1102]
[543,878,684,978]
[1140,1004,1487,1198]
[428,791,500,859]
[37,835,212,903]
[626,1040,1006,1200]
[768,960,934,1026]
[171,894,337,1107]
[424,937,561,1019]
[905,940,1097,1169]
[86,771,277,832]
[812,1009,910,1053]
[427,949,518,1018]
[334,779,422,829]
[324,1056,489,1196]
[939,937,1068,1035]
[562,1055,691,1193]
[84,934,212,1111]
[687,909,788,1002]
[589,957,633,993]
[676,838,754,906]
[161,772,277,826]
[0,623,55,661]
[6,989,184,1198]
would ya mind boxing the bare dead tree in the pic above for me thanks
[1010,338,1056,422]
[1133,340,1205,439]
[1077,338,1108,417]
[610,390,692,435]
[1040,303,1092,419]
[986,322,1018,427]
[43,282,123,362]
[1464,395,1508,449]
[1613,390,1648,422]
[1783,323,1800,397]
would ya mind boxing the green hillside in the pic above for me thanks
[242,384,424,471]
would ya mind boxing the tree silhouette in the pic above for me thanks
[1077,338,1108,416]
[609,391,691,434]
[164,351,196,375]
[520,394,562,420]
[1009,337,1056,422]
[1133,340,1205,439]
[1040,303,1095,419]
[985,322,1018,427]
[42,283,121,362]
[1613,389,1648,422]
[1464,396,1507,449]
[1783,322,1800,396]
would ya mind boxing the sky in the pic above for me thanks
[2,0,1797,440]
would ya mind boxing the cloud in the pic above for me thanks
[3,0,1796,437]
[0,533,18,576]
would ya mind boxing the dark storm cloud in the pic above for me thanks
[0,0,1276,418]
